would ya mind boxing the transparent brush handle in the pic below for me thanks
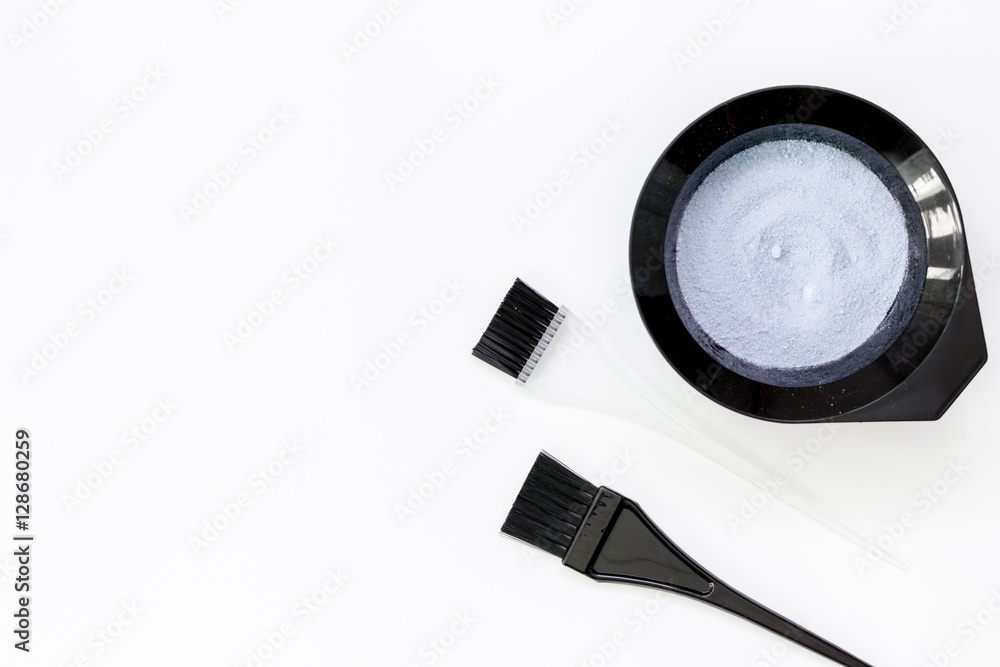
[524,312,908,571]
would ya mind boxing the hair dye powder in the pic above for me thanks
[673,138,910,373]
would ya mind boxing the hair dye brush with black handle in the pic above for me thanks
[501,451,875,667]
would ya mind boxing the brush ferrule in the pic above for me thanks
[516,307,567,384]
[562,488,622,573]
[563,491,714,597]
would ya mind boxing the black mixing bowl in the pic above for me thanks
[629,86,987,423]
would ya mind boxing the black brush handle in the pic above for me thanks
[704,582,874,667]
[566,492,875,667]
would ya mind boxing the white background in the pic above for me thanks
[2,0,999,666]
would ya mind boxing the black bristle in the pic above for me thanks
[472,278,559,379]
[501,452,598,558]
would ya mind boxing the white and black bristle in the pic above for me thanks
[500,452,598,558]
[472,278,560,379]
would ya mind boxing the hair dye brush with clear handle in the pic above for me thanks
[473,278,907,570]
[501,451,875,667]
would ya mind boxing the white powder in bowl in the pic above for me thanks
[674,139,909,371]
